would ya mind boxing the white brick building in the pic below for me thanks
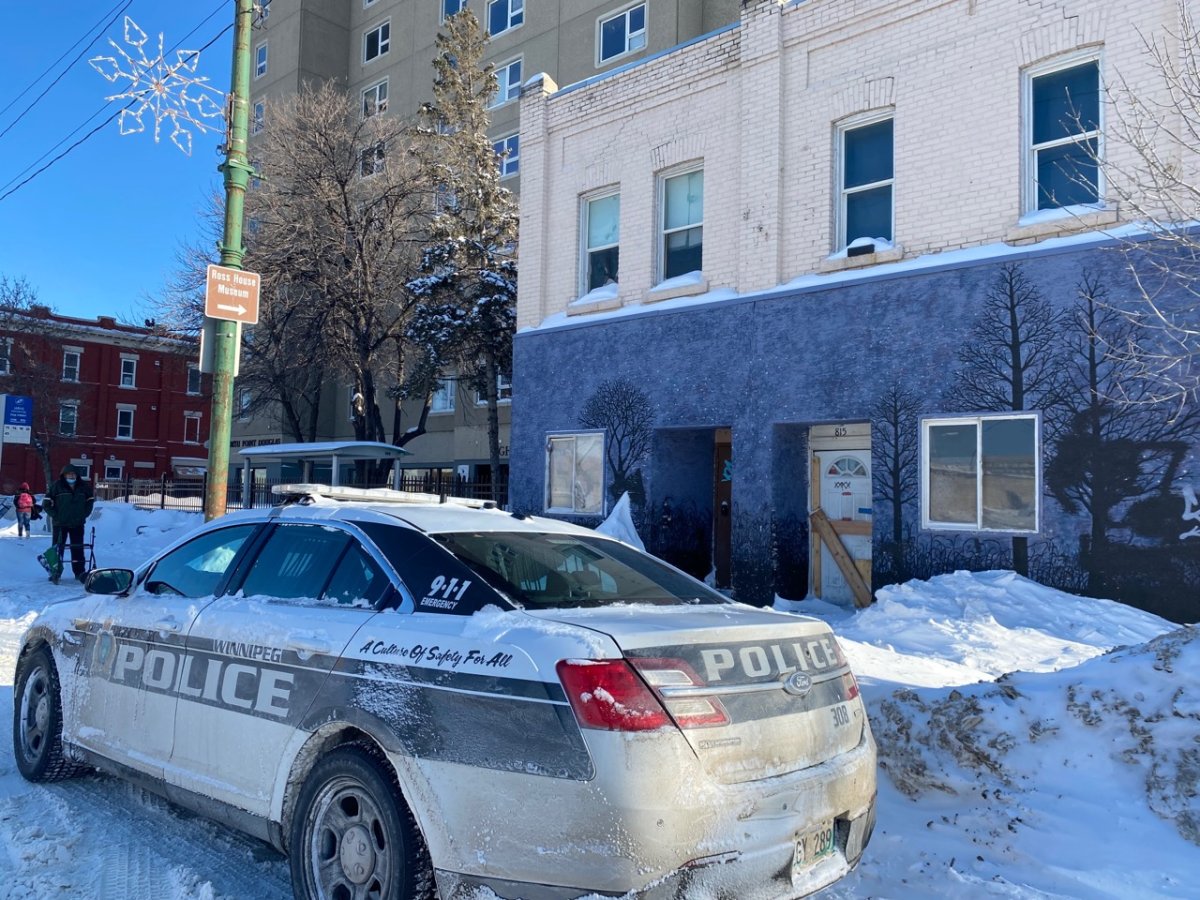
[510,0,1200,620]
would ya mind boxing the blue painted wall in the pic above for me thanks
[512,239,1200,622]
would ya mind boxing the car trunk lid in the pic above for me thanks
[529,605,865,784]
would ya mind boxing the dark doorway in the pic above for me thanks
[713,428,733,588]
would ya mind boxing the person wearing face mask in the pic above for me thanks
[41,464,96,584]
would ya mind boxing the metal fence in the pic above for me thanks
[91,474,508,512]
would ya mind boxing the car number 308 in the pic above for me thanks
[831,703,851,728]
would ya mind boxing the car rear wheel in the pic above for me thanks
[13,646,81,782]
[290,746,430,900]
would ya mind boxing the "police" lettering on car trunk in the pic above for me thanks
[110,642,294,717]
[699,638,842,682]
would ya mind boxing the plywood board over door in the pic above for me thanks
[809,424,873,607]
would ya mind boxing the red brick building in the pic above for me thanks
[0,307,210,493]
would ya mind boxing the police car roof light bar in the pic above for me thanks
[271,483,496,510]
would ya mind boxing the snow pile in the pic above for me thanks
[790,571,1200,898]
[594,492,645,551]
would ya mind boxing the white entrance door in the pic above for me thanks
[815,450,872,604]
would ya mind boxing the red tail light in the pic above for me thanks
[842,669,861,700]
[556,659,671,731]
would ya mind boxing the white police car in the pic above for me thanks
[13,486,876,899]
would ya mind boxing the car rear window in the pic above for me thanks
[434,532,728,609]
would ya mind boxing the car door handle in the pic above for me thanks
[286,634,332,657]
[155,616,183,633]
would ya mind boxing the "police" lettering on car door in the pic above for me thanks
[111,643,294,717]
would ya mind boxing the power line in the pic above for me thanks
[0,2,232,203]
[0,0,132,141]
[0,0,128,122]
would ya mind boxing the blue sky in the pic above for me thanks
[0,1,235,322]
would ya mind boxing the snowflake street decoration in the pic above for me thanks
[90,16,225,155]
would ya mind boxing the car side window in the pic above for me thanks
[322,544,389,608]
[145,525,258,598]
[239,524,350,602]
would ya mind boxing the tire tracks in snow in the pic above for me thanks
[0,773,291,899]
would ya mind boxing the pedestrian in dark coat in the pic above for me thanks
[13,482,35,539]
[43,465,95,581]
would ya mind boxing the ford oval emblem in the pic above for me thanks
[782,671,813,697]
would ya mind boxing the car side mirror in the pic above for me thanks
[85,568,135,595]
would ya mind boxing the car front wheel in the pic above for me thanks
[13,646,81,782]
[290,745,430,900]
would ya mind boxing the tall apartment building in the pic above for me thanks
[235,0,740,485]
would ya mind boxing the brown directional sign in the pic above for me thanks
[204,264,261,325]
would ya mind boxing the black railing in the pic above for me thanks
[91,474,508,512]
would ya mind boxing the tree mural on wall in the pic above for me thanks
[579,378,654,506]
[871,383,923,581]
[1048,269,1200,593]
[945,263,1069,576]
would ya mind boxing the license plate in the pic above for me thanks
[793,820,835,874]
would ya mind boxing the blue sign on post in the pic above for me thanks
[2,395,33,444]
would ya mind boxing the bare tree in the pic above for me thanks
[248,82,435,475]
[871,383,922,571]
[579,378,655,504]
[945,263,1070,575]
[1048,269,1200,591]
[1098,1,1200,412]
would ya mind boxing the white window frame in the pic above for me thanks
[254,41,268,78]
[103,462,125,482]
[360,140,386,177]
[1023,50,1104,215]
[545,431,606,516]
[475,373,513,405]
[491,57,523,108]
[493,133,519,179]
[187,364,202,395]
[488,0,524,37]
[59,402,78,438]
[184,412,202,444]
[836,111,894,251]
[658,164,704,282]
[252,100,265,134]
[119,355,137,388]
[442,0,465,23]
[238,390,252,420]
[362,78,388,118]
[430,377,456,414]
[116,405,135,440]
[62,348,82,382]
[920,413,1041,534]
[0,337,12,375]
[580,189,620,294]
[597,2,647,66]
[365,0,378,7]
[364,20,391,64]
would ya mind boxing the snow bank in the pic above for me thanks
[782,570,1174,688]
[594,492,645,551]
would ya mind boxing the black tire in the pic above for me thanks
[13,646,81,782]
[289,746,431,900]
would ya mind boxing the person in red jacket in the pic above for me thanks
[13,482,35,539]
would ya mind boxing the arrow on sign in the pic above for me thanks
[216,303,247,315]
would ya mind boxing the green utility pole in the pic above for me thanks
[204,0,255,521]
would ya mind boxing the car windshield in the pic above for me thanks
[433,532,728,609]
